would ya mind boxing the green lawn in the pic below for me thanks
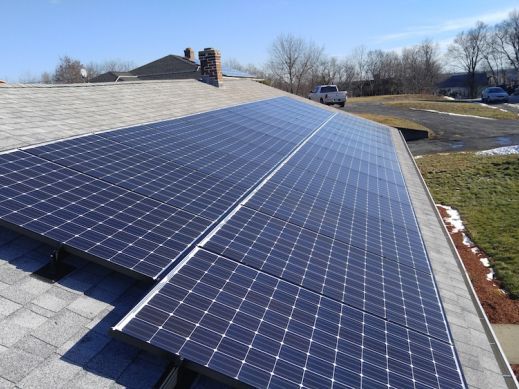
[388,100,518,120]
[349,94,443,103]
[417,153,519,298]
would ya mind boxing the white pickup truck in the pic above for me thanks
[308,85,347,107]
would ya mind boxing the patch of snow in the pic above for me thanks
[443,96,455,101]
[479,257,495,281]
[476,145,519,156]
[409,108,495,120]
[462,234,472,247]
[438,204,465,233]
[414,155,423,159]
[438,204,499,285]
[480,103,497,109]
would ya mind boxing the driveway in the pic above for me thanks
[342,99,519,156]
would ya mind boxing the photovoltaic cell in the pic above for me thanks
[121,250,464,389]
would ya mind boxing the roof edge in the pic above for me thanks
[392,129,518,388]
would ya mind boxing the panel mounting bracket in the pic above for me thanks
[32,244,76,283]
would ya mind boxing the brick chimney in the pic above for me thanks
[198,48,223,87]
[184,47,195,62]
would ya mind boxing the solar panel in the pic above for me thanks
[0,97,333,279]
[0,152,211,278]
[245,175,428,272]
[203,206,449,340]
[115,107,465,387]
[221,66,255,78]
[27,135,256,220]
[118,249,464,388]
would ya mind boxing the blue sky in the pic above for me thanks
[1,0,517,81]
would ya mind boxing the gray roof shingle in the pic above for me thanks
[0,230,168,387]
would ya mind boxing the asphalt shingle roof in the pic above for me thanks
[89,54,255,83]
[0,78,515,388]
[0,228,168,388]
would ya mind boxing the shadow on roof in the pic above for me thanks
[0,225,169,387]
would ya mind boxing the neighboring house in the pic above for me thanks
[88,71,137,83]
[90,47,254,83]
[0,48,516,388]
[488,68,519,93]
[436,72,489,98]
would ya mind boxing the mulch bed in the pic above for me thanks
[438,206,519,380]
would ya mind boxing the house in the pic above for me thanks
[90,47,254,83]
[0,48,516,388]
[436,72,489,98]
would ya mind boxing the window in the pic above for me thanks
[320,86,338,93]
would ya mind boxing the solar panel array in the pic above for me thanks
[193,60,255,78]
[0,97,332,279]
[221,66,255,78]
[115,105,465,388]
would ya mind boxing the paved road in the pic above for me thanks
[342,99,519,155]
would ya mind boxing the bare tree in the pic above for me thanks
[309,56,339,86]
[53,56,85,84]
[223,58,246,71]
[40,72,53,84]
[382,51,402,94]
[400,46,420,93]
[85,59,135,79]
[366,50,385,95]
[481,28,508,85]
[18,72,40,84]
[417,39,442,93]
[267,34,303,93]
[448,22,487,97]
[243,64,267,79]
[337,59,357,92]
[224,59,267,79]
[267,33,323,95]
[351,46,367,95]
[494,10,519,71]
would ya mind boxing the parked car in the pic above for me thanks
[481,87,509,103]
[308,85,347,107]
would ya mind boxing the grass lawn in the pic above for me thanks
[353,113,436,138]
[348,94,444,103]
[417,152,519,298]
[388,100,518,120]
